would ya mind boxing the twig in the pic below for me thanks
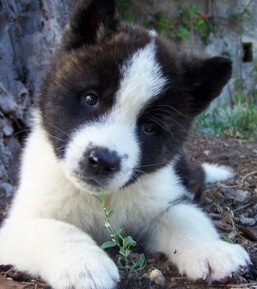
[226,283,257,288]
[31,279,49,287]
[241,171,257,183]
[234,202,254,213]
[236,225,257,242]
[171,276,188,282]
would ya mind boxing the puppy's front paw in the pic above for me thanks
[173,240,250,283]
[45,245,119,289]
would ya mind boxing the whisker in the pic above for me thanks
[154,113,190,135]
[151,116,174,138]
[133,174,143,185]
[56,144,66,150]
[137,162,167,169]
[128,173,138,185]
[56,146,66,153]
[46,133,67,143]
[45,121,70,139]
[134,168,146,174]
[13,128,31,137]
[154,104,192,119]
[153,108,192,120]
[156,113,191,135]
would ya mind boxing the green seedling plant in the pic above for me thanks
[94,189,146,272]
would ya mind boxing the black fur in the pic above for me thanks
[174,151,205,200]
[62,0,119,50]
[37,0,232,191]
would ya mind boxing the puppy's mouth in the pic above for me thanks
[72,169,139,192]
[86,178,106,189]
[73,173,107,189]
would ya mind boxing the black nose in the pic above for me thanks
[87,148,120,175]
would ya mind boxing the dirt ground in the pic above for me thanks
[0,131,257,289]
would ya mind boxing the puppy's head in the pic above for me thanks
[38,0,232,193]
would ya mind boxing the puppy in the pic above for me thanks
[0,1,250,288]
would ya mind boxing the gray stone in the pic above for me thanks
[240,215,256,227]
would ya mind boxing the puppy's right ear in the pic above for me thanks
[62,0,119,51]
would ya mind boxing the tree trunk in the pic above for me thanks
[0,0,76,208]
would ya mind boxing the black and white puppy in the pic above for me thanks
[0,1,250,288]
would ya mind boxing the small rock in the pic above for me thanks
[224,189,250,203]
[148,268,165,286]
[3,123,14,136]
[240,215,256,227]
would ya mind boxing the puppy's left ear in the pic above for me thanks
[184,56,232,115]
[62,0,119,51]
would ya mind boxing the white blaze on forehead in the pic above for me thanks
[114,41,167,121]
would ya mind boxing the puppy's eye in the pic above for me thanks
[142,122,157,135]
[81,92,98,107]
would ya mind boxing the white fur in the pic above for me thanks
[0,123,185,289]
[118,41,167,117]
[0,44,250,289]
[202,163,234,184]
[0,121,250,288]
[147,203,250,282]
[0,219,119,289]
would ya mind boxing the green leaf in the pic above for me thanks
[100,188,106,202]
[107,209,114,218]
[195,18,205,29]
[117,257,123,268]
[114,228,123,236]
[130,254,146,272]
[119,248,130,258]
[137,254,146,268]
[123,236,136,248]
[101,241,116,249]
[176,26,190,40]
[93,194,103,204]
[117,256,129,270]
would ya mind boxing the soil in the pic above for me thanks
[0,132,257,289]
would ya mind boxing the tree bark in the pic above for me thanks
[0,0,76,208]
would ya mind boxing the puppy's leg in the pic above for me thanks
[0,218,119,289]
[175,152,205,200]
[147,202,250,283]
[175,151,234,201]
